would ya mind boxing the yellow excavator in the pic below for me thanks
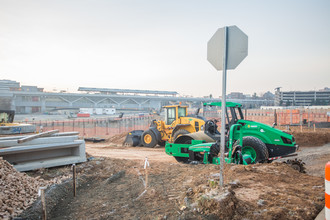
[123,105,206,148]
[0,110,36,134]
[0,110,15,125]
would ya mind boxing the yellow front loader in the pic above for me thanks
[123,105,206,148]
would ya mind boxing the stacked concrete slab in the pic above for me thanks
[0,123,36,135]
[0,131,86,171]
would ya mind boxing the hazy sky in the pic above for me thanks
[0,0,329,97]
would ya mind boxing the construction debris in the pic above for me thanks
[0,157,67,219]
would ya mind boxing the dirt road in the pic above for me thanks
[284,144,330,177]
[86,143,330,177]
[86,143,175,162]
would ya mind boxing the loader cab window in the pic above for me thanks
[165,107,176,125]
[227,107,239,125]
[226,107,233,124]
[226,107,243,130]
[178,107,186,118]
[234,107,244,120]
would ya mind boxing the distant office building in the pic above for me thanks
[21,86,44,92]
[262,91,275,100]
[227,92,245,99]
[275,87,330,106]
[0,79,20,91]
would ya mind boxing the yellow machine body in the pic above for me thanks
[153,105,205,142]
[123,105,206,148]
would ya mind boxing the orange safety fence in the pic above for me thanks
[245,109,329,126]
[326,162,330,219]
[204,108,329,126]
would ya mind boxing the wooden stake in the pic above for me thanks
[39,187,47,220]
[300,125,302,132]
[314,124,316,132]
[72,164,76,197]
[145,167,148,189]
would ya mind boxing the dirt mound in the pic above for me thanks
[107,132,129,145]
[182,162,324,219]
[294,130,330,147]
[0,157,68,219]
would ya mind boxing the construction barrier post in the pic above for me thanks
[326,162,330,219]
[72,164,76,197]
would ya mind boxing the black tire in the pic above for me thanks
[234,136,269,164]
[141,130,157,148]
[173,129,190,142]
[209,143,220,156]
[131,136,141,147]
[174,156,189,163]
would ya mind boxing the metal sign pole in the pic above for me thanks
[207,25,248,188]
[219,26,228,188]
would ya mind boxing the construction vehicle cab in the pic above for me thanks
[201,102,243,140]
[0,110,15,125]
[164,105,187,125]
[123,104,206,148]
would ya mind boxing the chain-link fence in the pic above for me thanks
[27,115,153,138]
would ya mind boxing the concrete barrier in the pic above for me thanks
[0,132,79,141]
[0,133,86,171]
[0,136,78,148]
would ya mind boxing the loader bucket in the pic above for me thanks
[123,130,144,147]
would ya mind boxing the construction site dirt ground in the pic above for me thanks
[19,129,330,219]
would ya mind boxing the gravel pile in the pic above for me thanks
[0,157,64,219]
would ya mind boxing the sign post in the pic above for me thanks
[219,27,228,188]
[207,25,248,188]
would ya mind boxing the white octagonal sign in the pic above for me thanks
[207,26,248,70]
